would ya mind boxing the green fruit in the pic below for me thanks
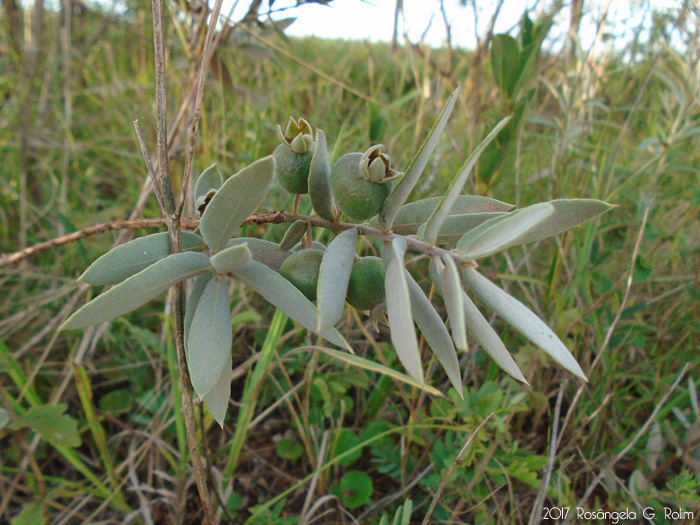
[346,256,386,311]
[274,143,314,195]
[330,145,402,221]
[279,249,324,301]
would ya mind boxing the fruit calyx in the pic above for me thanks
[358,144,402,184]
[277,116,314,154]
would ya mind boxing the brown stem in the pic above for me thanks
[1,212,478,270]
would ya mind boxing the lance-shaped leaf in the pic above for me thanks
[79,232,204,285]
[439,255,468,352]
[278,220,307,251]
[379,89,459,229]
[461,290,527,383]
[372,195,512,232]
[462,267,586,381]
[301,346,443,397]
[384,238,423,385]
[231,260,350,350]
[184,273,214,361]
[422,116,512,244]
[188,278,232,397]
[61,252,212,331]
[308,129,335,221]
[228,237,290,272]
[194,163,223,202]
[435,213,508,244]
[500,198,615,247]
[317,228,358,331]
[202,351,232,427]
[456,203,554,260]
[404,269,462,396]
[200,156,275,251]
[210,243,251,274]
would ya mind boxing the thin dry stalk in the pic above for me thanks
[421,413,494,525]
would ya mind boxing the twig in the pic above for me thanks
[1,212,478,269]
[421,413,494,525]
[133,119,166,215]
[175,0,225,220]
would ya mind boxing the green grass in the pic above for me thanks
[1,2,699,523]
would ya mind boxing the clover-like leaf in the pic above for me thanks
[308,128,335,221]
[278,220,307,251]
[317,228,358,331]
[384,238,423,385]
[202,353,232,427]
[461,290,526,383]
[15,404,81,447]
[231,260,350,350]
[79,232,204,285]
[200,156,275,251]
[188,277,232,397]
[334,471,373,509]
[422,116,512,245]
[210,243,251,274]
[462,267,586,380]
[456,203,554,260]
[194,163,223,202]
[405,269,462,396]
[379,89,460,229]
[62,252,212,331]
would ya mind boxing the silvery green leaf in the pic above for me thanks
[278,220,307,251]
[61,252,212,331]
[439,256,468,352]
[210,243,251,274]
[504,198,615,246]
[435,213,508,244]
[456,203,554,260]
[379,89,459,229]
[308,129,335,221]
[461,290,527,383]
[463,267,586,380]
[184,274,214,361]
[200,156,275,251]
[377,195,512,232]
[79,232,204,285]
[194,163,223,202]
[385,238,423,385]
[422,116,512,244]
[231,260,350,350]
[202,351,232,427]
[228,237,290,272]
[188,278,232,397]
[404,268,461,396]
[317,228,358,331]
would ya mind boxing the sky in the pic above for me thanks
[217,0,677,52]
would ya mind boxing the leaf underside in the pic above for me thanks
[62,252,212,331]
[317,228,358,331]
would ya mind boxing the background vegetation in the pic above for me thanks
[1,0,698,523]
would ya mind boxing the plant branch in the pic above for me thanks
[175,0,225,220]
[1,212,479,269]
